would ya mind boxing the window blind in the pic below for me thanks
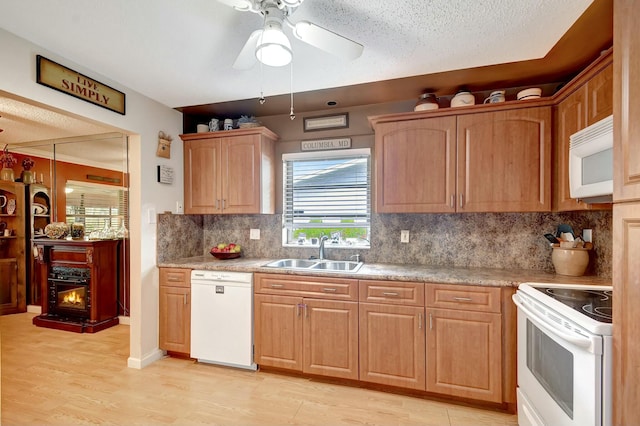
[283,150,371,233]
[65,180,129,233]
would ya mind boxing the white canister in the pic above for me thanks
[451,91,475,108]
[196,124,209,133]
[224,119,233,130]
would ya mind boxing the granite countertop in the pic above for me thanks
[158,256,611,288]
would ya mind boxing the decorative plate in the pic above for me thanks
[6,199,16,215]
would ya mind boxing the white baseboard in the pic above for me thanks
[27,305,42,314]
[118,315,130,325]
[127,348,164,369]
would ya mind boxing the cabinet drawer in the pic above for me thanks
[426,284,501,313]
[359,280,424,306]
[159,268,191,288]
[255,273,358,301]
[49,246,88,263]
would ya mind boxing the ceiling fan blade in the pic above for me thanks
[232,29,262,70]
[216,0,253,11]
[292,20,363,60]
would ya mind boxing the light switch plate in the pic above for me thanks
[250,228,260,240]
[148,208,156,224]
[401,230,410,243]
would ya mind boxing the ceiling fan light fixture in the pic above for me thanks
[280,0,304,7]
[255,24,292,67]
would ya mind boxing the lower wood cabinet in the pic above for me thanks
[253,273,359,380]
[251,274,513,406]
[359,302,425,390]
[159,268,191,354]
[426,284,503,403]
[426,308,502,402]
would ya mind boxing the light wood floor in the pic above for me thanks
[1,313,518,425]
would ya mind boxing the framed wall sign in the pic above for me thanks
[303,113,349,132]
[36,55,126,115]
[157,165,174,184]
[301,138,352,151]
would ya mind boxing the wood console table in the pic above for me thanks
[32,239,119,333]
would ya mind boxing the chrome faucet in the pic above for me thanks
[318,236,329,260]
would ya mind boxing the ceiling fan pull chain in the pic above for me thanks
[289,60,295,120]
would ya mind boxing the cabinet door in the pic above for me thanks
[302,299,358,380]
[426,308,502,402]
[554,88,592,211]
[614,1,640,202]
[0,260,18,315]
[359,302,425,390]
[374,116,457,213]
[254,294,303,371]
[184,139,221,214]
[586,62,613,126]
[612,202,640,423]
[159,285,191,354]
[221,135,263,214]
[457,107,551,212]
[303,299,359,380]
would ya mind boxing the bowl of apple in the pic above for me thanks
[210,243,241,259]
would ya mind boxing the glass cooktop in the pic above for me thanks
[535,287,612,323]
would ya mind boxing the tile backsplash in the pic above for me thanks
[157,210,612,278]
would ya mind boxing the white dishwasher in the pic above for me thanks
[190,270,256,370]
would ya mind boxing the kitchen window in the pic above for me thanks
[282,148,371,248]
[65,180,129,234]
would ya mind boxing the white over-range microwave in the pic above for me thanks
[569,114,613,203]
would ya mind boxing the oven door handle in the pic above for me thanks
[512,294,592,349]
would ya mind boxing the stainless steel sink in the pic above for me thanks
[263,259,363,273]
[310,261,362,272]
[264,259,318,269]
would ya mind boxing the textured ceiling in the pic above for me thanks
[0,0,594,109]
[0,0,610,159]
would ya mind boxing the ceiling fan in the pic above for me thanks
[218,0,364,69]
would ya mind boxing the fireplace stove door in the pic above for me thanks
[48,279,91,319]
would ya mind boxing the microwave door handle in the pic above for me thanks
[512,294,592,349]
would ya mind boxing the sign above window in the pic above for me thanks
[303,113,349,132]
[301,138,351,152]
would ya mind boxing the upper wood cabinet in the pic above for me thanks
[586,62,613,126]
[372,106,551,213]
[180,127,277,214]
[457,107,551,212]
[553,54,612,212]
[373,116,457,213]
[614,2,640,203]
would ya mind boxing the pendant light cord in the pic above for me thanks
[289,60,295,120]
